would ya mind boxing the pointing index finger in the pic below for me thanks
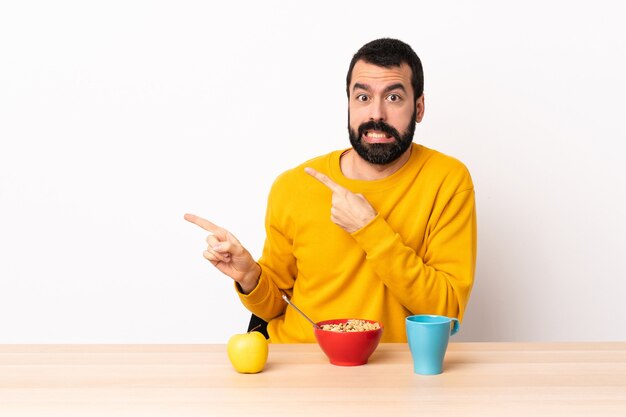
[304,167,342,192]
[184,213,222,234]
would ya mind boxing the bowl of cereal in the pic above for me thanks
[314,318,384,366]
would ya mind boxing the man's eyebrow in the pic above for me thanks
[352,82,370,92]
[352,82,407,94]
[384,83,407,94]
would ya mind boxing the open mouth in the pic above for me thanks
[363,130,394,143]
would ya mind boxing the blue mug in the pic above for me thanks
[405,315,459,375]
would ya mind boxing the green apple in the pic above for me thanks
[227,331,268,373]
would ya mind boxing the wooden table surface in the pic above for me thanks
[1,342,625,416]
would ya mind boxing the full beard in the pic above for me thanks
[348,108,417,165]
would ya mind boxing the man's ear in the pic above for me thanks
[415,94,425,123]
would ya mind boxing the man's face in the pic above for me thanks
[348,60,424,165]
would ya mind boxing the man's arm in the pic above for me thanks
[305,167,477,321]
[351,188,476,320]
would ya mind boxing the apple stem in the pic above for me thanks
[249,324,263,333]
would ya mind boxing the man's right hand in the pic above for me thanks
[184,213,260,294]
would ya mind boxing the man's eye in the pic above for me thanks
[356,94,369,102]
[387,94,401,102]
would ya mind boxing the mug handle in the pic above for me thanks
[450,318,460,336]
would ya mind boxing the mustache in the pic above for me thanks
[357,120,401,140]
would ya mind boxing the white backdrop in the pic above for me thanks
[1,0,625,343]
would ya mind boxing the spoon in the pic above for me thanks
[281,293,321,330]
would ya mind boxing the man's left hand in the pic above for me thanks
[305,167,377,233]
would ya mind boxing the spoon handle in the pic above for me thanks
[281,294,321,329]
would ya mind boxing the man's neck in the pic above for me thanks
[340,146,412,181]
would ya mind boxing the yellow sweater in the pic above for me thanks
[237,144,476,343]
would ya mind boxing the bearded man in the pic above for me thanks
[186,38,477,343]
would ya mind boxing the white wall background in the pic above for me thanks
[1,0,625,343]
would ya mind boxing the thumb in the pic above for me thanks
[226,232,245,253]
[226,231,240,244]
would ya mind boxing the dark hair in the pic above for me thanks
[346,38,424,100]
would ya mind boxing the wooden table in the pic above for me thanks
[1,343,625,416]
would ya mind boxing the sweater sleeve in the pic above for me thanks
[350,186,477,321]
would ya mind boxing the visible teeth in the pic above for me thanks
[366,132,387,138]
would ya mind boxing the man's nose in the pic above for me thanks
[369,100,386,121]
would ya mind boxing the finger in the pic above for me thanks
[206,234,222,246]
[304,167,343,192]
[203,249,231,264]
[184,213,223,234]
[209,239,234,255]
[207,233,239,253]
[202,250,219,265]
[206,235,233,258]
